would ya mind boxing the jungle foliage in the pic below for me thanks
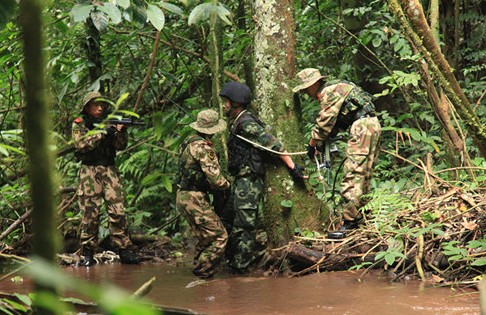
[0,0,484,294]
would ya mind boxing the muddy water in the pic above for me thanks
[0,263,479,315]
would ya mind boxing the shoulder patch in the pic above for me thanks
[74,117,83,124]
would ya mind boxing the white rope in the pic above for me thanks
[235,134,307,156]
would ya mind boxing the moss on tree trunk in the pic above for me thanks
[254,0,326,247]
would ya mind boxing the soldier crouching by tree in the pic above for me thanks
[72,91,140,266]
[176,109,231,279]
[293,68,381,237]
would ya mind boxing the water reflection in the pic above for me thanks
[0,263,479,315]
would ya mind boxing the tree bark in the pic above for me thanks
[254,0,325,247]
[20,0,60,313]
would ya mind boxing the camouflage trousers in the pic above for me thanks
[176,190,228,278]
[341,116,381,221]
[77,165,132,252]
[222,174,265,272]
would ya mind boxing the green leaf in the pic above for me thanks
[216,3,231,25]
[280,200,293,208]
[91,10,109,31]
[0,0,16,30]
[159,2,184,16]
[471,258,486,266]
[467,238,486,250]
[372,37,382,48]
[161,175,173,193]
[4,299,27,312]
[70,4,94,23]
[375,251,386,261]
[147,4,165,30]
[115,0,131,9]
[384,253,396,265]
[13,294,32,307]
[0,144,25,156]
[188,3,211,25]
[97,3,122,24]
[0,306,15,315]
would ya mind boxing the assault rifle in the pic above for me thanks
[316,136,342,185]
[106,117,146,127]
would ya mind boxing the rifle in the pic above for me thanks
[106,117,146,127]
[316,136,342,185]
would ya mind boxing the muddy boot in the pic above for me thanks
[81,249,96,267]
[119,248,140,264]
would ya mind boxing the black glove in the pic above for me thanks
[289,164,306,181]
[307,144,317,160]
[106,126,116,136]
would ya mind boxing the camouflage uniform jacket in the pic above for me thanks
[311,81,375,142]
[228,110,285,177]
[178,134,230,191]
[72,115,128,166]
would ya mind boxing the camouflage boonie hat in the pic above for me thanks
[80,91,109,114]
[292,68,327,93]
[189,109,227,135]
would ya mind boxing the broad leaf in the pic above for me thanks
[471,258,486,266]
[161,175,173,192]
[97,3,122,24]
[188,3,211,25]
[114,0,131,9]
[216,4,231,25]
[159,2,184,16]
[91,10,109,32]
[70,4,94,23]
[147,4,165,31]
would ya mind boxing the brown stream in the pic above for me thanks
[0,263,479,314]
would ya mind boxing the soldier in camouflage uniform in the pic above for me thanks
[293,68,381,234]
[219,81,306,274]
[72,91,139,266]
[176,109,231,279]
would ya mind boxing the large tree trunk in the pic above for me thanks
[20,0,60,313]
[254,0,326,247]
[389,0,486,159]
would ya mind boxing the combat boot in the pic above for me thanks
[119,248,140,264]
[80,249,96,267]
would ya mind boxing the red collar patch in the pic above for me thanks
[74,117,83,123]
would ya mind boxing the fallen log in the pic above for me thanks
[287,242,325,266]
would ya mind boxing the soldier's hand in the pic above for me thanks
[106,126,116,136]
[288,164,307,180]
[307,144,317,160]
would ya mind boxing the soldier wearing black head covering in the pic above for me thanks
[219,81,306,274]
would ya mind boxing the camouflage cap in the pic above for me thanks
[80,91,109,114]
[189,109,227,135]
[292,68,327,93]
